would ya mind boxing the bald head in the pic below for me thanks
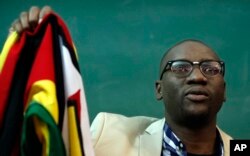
[159,39,221,78]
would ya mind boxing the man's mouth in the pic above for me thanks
[185,90,209,102]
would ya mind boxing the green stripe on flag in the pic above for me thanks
[21,102,66,156]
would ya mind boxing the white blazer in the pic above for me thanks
[90,112,232,156]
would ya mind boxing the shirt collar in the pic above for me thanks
[162,123,224,156]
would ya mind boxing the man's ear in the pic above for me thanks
[155,80,163,100]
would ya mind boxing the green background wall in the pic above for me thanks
[1,0,250,139]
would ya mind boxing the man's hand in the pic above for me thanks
[9,6,53,34]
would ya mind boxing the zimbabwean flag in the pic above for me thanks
[0,13,94,156]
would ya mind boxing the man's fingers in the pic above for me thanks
[39,6,53,21]
[8,6,53,34]
[20,12,29,30]
[28,6,40,28]
[11,19,23,33]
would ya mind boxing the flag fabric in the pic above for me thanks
[0,13,95,156]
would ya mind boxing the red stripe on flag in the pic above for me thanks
[68,90,81,121]
[24,24,56,107]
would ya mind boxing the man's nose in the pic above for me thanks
[186,67,208,84]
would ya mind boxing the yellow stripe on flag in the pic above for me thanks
[33,116,50,156]
[72,43,79,60]
[0,31,19,72]
[26,80,59,124]
[68,106,82,156]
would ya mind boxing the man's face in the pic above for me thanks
[157,41,226,128]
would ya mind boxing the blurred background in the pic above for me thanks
[0,0,250,139]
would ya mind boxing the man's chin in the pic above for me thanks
[181,110,210,129]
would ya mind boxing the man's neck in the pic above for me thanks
[166,118,217,155]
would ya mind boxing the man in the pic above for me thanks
[10,6,232,156]
[91,40,231,156]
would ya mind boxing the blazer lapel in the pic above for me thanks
[139,118,165,156]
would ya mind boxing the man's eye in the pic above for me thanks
[203,66,219,74]
[173,65,190,72]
